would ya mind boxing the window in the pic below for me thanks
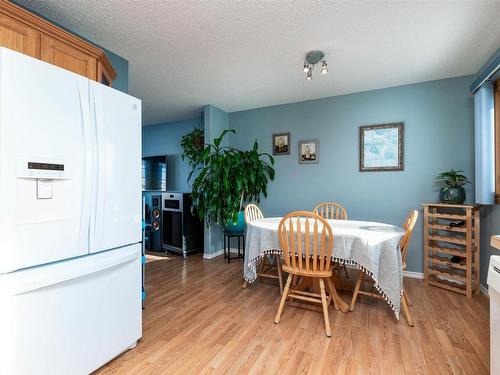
[496,80,500,203]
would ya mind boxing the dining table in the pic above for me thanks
[243,217,406,318]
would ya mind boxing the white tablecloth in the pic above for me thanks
[244,218,405,318]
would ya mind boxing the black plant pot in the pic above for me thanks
[439,187,466,204]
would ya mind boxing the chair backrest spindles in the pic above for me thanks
[244,204,264,224]
[400,210,418,263]
[320,226,327,271]
[278,211,334,274]
[313,202,347,220]
[289,218,296,268]
[304,217,310,271]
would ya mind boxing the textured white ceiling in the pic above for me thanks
[18,0,500,125]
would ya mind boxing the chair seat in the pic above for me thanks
[282,264,332,277]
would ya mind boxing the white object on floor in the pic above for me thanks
[0,47,142,374]
[488,255,500,374]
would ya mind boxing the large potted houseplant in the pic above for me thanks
[181,128,274,231]
[180,127,204,167]
[434,169,470,204]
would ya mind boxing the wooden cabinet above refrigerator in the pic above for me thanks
[0,0,116,85]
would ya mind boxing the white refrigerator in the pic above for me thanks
[0,47,142,374]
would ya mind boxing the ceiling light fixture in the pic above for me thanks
[303,50,328,80]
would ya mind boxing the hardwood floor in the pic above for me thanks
[95,253,490,375]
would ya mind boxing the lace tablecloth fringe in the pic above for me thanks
[243,249,401,320]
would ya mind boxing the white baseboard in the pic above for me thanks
[480,284,489,297]
[403,271,489,297]
[403,271,424,279]
[203,249,224,259]
[203,248,242,260]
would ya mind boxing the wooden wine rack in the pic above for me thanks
[423,203,481,298]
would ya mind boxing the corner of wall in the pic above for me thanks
[202,105,229,256]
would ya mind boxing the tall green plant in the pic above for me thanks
[184,129,274,225]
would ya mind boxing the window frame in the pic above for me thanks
[495,79,500,203]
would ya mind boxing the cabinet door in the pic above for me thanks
[40,34,97,80]
[0,14,39,57]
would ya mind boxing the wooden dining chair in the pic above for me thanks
[244,203,264,223]
[313,202,348,220]
[274,211,345,337]
[349,210,419,326]
[313,202,349,279]
[244,204,284,294]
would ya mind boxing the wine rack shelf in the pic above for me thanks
[422,203,481,298]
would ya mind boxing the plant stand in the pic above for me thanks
[223,231,245,263]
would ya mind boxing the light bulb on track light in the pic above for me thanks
[320,60,328,74]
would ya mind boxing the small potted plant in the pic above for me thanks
[434,169,470,204]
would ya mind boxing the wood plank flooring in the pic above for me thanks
[95,253,490,375]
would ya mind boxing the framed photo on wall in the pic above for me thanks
[272,132,291,155]
[299,139,319,164]
[359,122,404,171]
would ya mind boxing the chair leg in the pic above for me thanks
[401,291,414,327]
[350,271,365,312]
[319,279,332,338]
[328,277,350,313]
[342,264,349,279]
[403,286,412,306]
[287,274,295,301]
[274,274,293,324]
[276,255,284,295]
[325,277,340,311]
[223,235,227,260]
[259,254,267,274]
[293,275,302,287]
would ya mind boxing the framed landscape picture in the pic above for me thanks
[272,132,291,155]
[359,123,404,171]
[299,139,319,164]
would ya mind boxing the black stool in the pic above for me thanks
[223,231,245,263]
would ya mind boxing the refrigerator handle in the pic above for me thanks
[9,247,139,296]
[76,80,91,251]
[92,88,105,246]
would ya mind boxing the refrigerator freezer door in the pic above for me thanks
[0,48,92,273]
[89,82,142,254]
[0,244,142,375]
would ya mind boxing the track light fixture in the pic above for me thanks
[303,50,328,80]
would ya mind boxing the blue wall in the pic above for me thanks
[104,48,128,93]
[204,105,229,147]
[228,76,475,275]
[203,105,230,255]
[142,117,203,193]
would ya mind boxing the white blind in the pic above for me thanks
[474,81,495,204]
